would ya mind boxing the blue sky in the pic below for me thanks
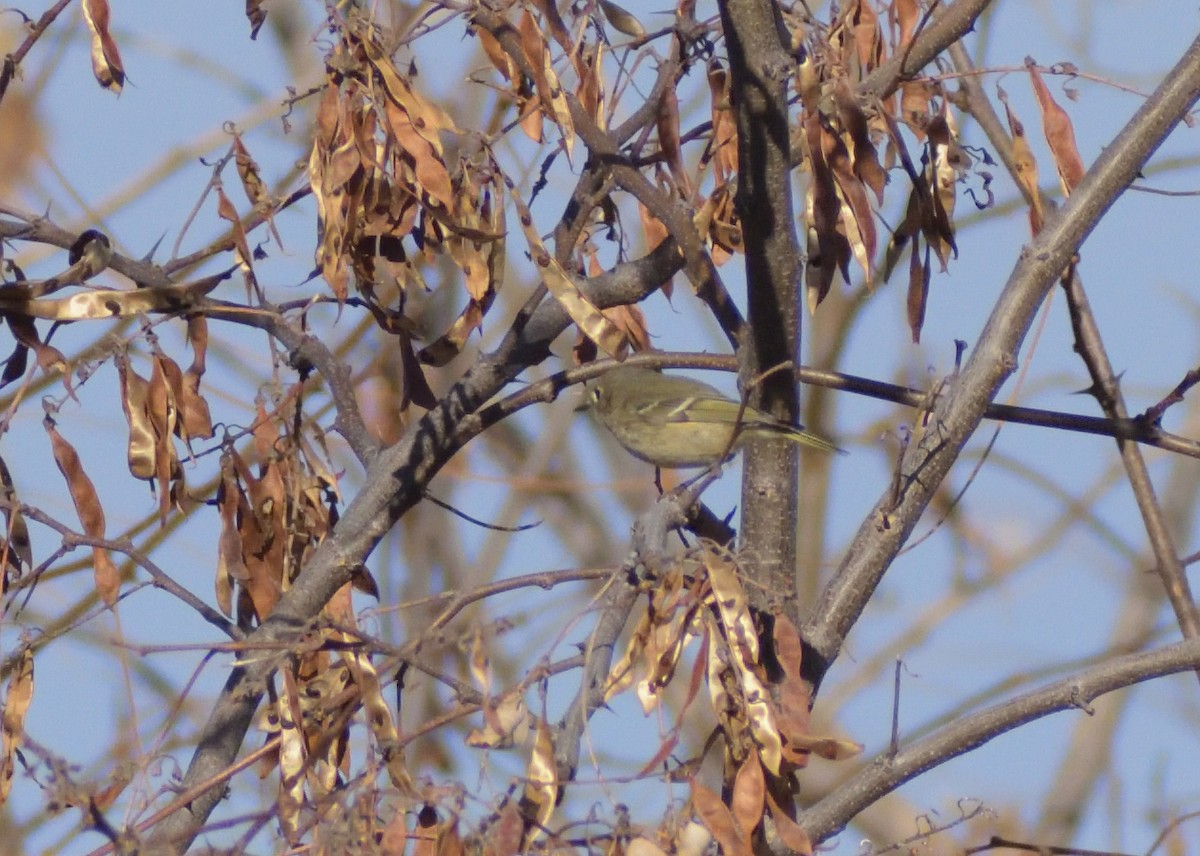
[2,2,1199,853]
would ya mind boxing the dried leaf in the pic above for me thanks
[731,756,764,838]
[6,315,73,399]
[215,455,248,617]
[467,690,530,749]
[924,115,960,269]
[764,789,813,855]
[344,649,412,792]
[600,0,646,38]
[893,0,920,46]
[478,27,517,83]
[275,671,306,843]
[803,114,850,310]
[216,185,253,274]
[530,0,572,54]
[998,85,1043,233]
[517,11,574,159]
[148,356,183,525]
[515,195,627,357]
[772,615,813,767]
[384,100,456,211]
[1027,58,1085,196]
[520,719,557,842]
[786,733,864,761]
[488,800,525,856]
[363,35,460,145]
[233,133,268,207]
[824,123,876,281]
[658,87,691,198]
[708,65,737,181]
[0,455,31,589]
[690,780,753,856]
[81,0,125,93]
[245,0,266,39]
[115,351,156,481]
[45,417,119,605]
[575,40,606,130]
[0,647,33,807]
[906,234,930,343]
[834,78,886,203]
[438,815,465,856]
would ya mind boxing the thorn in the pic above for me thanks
[141,231,168,263]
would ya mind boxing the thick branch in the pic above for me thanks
[951,45,1200,647]
[719,0,805,618]
[796,638,1200,843]
[800,32,1200,692]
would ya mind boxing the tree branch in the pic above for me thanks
[800,31,1200,693]
[795,638,1200,844]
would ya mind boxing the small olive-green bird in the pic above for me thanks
[586,365,842,468]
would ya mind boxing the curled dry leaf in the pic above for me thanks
[216,184,254,283]
[833,0,882,79]
[115,350,156,481]
[245,0,266,39]
[6,315,74,399]
[343,648,413,792]
[0,455,32,590]
[517,10,574,160]
[925,113,961,271]
[833,78,886,203]
[478,27,517,83]
[44,416,119,605]
[786,733,864,761]
[529,0,572,54]
[575,40,606,131]
[519,718,558,844]
[514,194,627,357]
[823,122,876,282]
[707,65,738,182]
[999,84,1044,234]
[420,170,507,366]
[215,453,249,617]
[232,133,284,249]
[274,670,306,843]
[467,690,531,749]
[232,133,268,207]
[803,114,850,312]
[148,355,185,525]
[0,647,33,807]
[81,0,125,93]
